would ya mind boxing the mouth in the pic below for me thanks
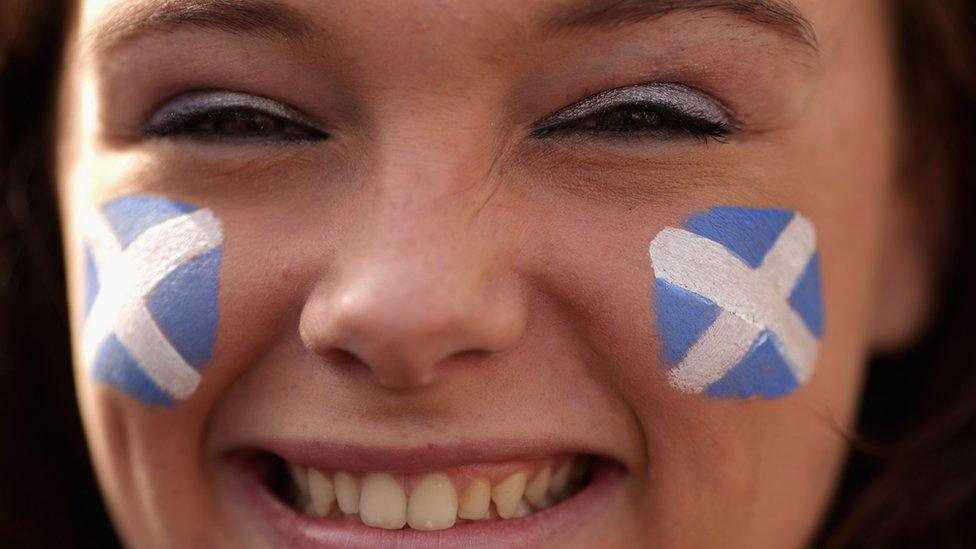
[224,445,624,548]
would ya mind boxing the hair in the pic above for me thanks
[0,1,120,547]
[0,1,973,547]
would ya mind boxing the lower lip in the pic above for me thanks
[224,455,624,549]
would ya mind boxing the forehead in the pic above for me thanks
[74,0,833,58]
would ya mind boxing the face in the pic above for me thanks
[58,0,916,546]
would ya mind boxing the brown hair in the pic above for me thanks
[0,1,973,547]
[1,1,119,547]
[820,3,976,547]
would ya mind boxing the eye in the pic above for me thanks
[532,83,737,142]
[142,90,329,142]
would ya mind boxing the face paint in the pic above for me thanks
[82,195,223,406]
[649,207,824,399]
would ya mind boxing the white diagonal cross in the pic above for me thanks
[649,215,819,393]
[82,207,223,400]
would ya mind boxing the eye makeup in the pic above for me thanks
[142,82,734,144]
[532,82,737,141]
[649,206,824,399]
[141,90,329,141]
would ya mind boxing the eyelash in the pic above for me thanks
[142,107,329,142]
[141,89,734,144]
[531,103,734,142]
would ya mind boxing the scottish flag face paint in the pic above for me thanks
[649,207,824,399]
[82,195,223,406]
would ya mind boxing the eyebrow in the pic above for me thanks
[547,0,819,53]
[86,0,818,59]
[87,0,312,55]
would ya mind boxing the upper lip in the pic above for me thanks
[225,437,623,473]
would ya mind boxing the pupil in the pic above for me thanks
[596,108,661,129]
[212,112,279,134]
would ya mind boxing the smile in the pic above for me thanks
[223,444,624,548]
[281,455,591,529]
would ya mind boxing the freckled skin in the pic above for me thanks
[58,1,917,547]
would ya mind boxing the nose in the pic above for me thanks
[299,216,526,390]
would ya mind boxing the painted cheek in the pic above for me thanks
[649,206,825,399]
[81,195,223,406]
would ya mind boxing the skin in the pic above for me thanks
[56,0,933,547]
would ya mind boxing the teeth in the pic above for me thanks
[524,466,551,507]
[360,473,407,530]
[458,478,491,520]
[286,457,591,529]
[408,473,458,531]
[334,471,360,514]
[491,472,527,519]
[307,469,335,517]
[549,461,572,497]
[288,464,310,501]
[512,498,533,518]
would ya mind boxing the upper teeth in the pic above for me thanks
[408,472,458,530]
[286,457,588,531]
[457,477,491,520]
[491,471,526,519]
[307,468,334,516]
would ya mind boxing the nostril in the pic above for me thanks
[313,346,432,390]
[298,263,527,390]
[303,331,445,389]
[315,348,365,374]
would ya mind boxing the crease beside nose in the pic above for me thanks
[299,260,526,390]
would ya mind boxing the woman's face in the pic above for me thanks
[58,0,912,547]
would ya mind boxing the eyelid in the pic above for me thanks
[534,82,735,132]
[142,90,325,135]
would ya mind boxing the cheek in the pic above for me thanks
[79,194,224,407]
[649,206,824,400]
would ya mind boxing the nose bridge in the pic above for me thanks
[300,155,525,390]
[351,195,492,326]
[362,142,496,288]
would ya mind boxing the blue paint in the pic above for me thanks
[85,195,222,406]
[705,331,799,399]
[91,335,173,406]
[652,206,824,400]
[654,278,720,365]
[685,207,794,268]
[83,246,99,317]
[101,195,195,247]
[788,253,825,337]
[147,248,221,366]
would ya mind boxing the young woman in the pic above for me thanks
[1,1,974,547]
